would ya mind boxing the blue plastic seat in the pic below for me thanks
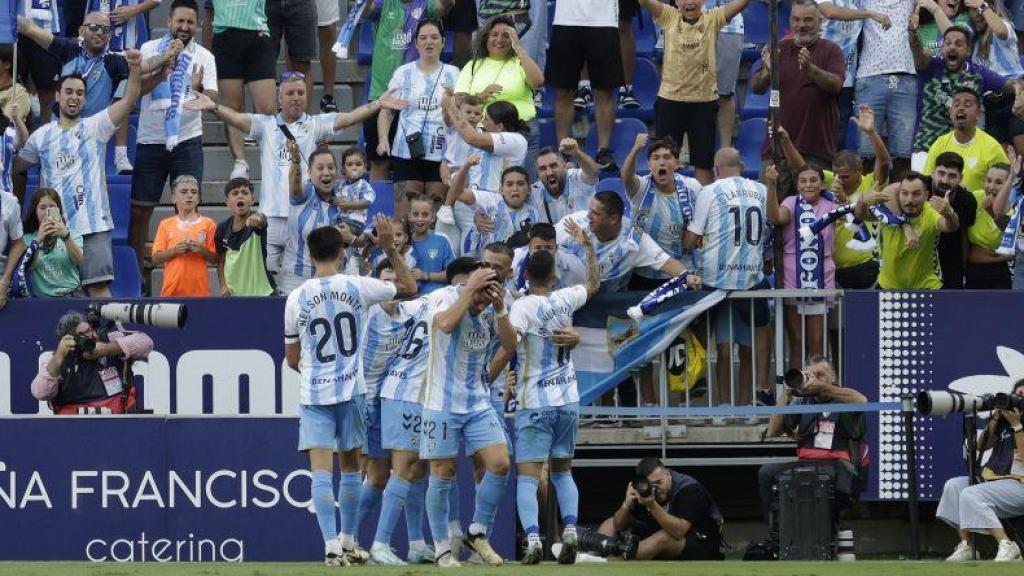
[741,61,770,119]
[108,179,132,244]
[584,118,648,174]
[844,117,859,152]
[358,23,374,65]
[536,85,556,118]
[368,181,395,220]
[736,117,767,178]
[104,124,137,175]
[110,245,141,297]
[634,9,657,59]
[618,57,659,122]
[537,118,558,149]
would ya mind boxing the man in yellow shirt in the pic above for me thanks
[965,163,1013,288]
[923,87,1008,193]
[858,174,959,289]
[638,0,750,185]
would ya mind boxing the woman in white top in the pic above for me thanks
[377,19,461,218]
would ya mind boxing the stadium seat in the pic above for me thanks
[844,117,859,152]
[358,23,374,65]
[736,117,767,178]
[108,179,132,245]
[617,58,659,122]
[537,117,557,149]
[368,181,396,220]
[741,61,770,119]
[742,1,770,60]
[584,118,648,173]
[595,177,631,217]
[110,245,142,297]
[634,10,657,59]
[104,124,137,174]
[536,85,555,118]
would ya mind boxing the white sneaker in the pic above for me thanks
[449,533,464,560]
[407,542,435,564]
[464,532,503,566]
[435,550,462,568]
[114,149,133,174]
[946,540,976,561]
[995,539,1022,562]
[230,159,250,180]
[369,542,407,565]
[324,539,350,567]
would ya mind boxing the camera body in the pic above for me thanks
[631,475,655,499]
[406,131,426,160]
[73,333,96,355]
[783,369,815,396]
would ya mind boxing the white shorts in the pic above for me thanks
[315,0,340,26]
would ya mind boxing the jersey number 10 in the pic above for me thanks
[728,206,764,247]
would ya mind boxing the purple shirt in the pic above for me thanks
[914,57,1007,152]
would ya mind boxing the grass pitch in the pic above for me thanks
[1,561,1023,576]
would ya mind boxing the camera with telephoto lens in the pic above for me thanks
[783,369,815,396]
[631,475,654,499]
[915,390,1009,416]
[85,302,189,330]
[406,131,426,160]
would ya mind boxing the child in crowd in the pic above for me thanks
[364,217,417,275]
[215,178,275,297]
[440,92,485,185]
[407,195,454,294]
[151,175,218,297]
[336,147,376,275]
[21,188,84,297]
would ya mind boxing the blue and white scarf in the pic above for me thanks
[627,271,693,319]
[633,173,695,234]
[795,196,825,289]
[7,237,38,299]
[149,35,194,151]
[26,0,60,32]
[997,195,1024,257]
[333,0,370,59]
[88,0,142,51]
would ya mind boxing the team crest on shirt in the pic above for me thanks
[428,248,439,260]
[463,330,488,351]
[53,153,78,176]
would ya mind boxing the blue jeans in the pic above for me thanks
[854,74,917,159]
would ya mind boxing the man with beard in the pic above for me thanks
[924,88,1009,193]
[923,151,978,289]
[129,0,219,277]
[858,172,960,289]
[530,139,599,225]
[909,24,1024,160]
[14,50,143,297]
[186,74,406,279]
[18,11,134,173]
[753,0,845,173]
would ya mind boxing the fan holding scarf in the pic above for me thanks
[765,163,836,371]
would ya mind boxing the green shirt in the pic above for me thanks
[455,56,537,122]
[877,204,943,290]
[368,0,443,99]
[917,13,972,56]
[23,231,83,297]
[968,189,1003,251]
[211,0,269,34]
[823,170,884,269]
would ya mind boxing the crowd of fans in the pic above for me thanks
[2,0,1024,338]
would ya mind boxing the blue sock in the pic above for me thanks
[338,472,363,546]
[356,479,384,533]
[550,471,579,527]
[373,476,410,547]
[311,471,337,542]
[516,475,540,536]
[406,477,428,542]
[448,479,461,524]
[471,470,508,534]
[426,476,453,553]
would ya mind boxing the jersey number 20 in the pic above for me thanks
[310,312,358,362]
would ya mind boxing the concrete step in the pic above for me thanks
[198,141,352,181]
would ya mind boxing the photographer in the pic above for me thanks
[936,380,1024,562]
[758,356,869,525]
[30,310,153,414]
[582,457,724,561]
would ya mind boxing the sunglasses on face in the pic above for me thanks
[84,23,112,35]
[280,71,306,81]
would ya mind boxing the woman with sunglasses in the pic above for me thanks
[377,19,460,218]
[453,15,544,181]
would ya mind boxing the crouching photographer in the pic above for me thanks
[29,304,184,414]
[580,457,725,561]
[936,380,1024,562]
[756,356,869,541]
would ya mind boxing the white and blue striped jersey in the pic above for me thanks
[283,181,343,279]
[338,178,376,225]
[0,127,15,195]
[19,110,117,235]
[510,246,588,295]
[389,61,460,162]
[529,168,597,224]
[19,0,61,33]
[555,211,671,293]
[381,294,437,403]
[362,303,408,399]
[687,176,768,290]
[422,285,501,414]
[816,0,863,87]
[975,22,1024,78]
[444,125,475,169]
[509,285,588,409]
[284,274,398,405]
[468,131,528,192]
[706,0,743,34]
[631,173,701,279]
[461,189,543,257]
[250,112,338,218]
[89,0,149,50]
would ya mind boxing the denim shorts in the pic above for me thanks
[854,74,918,159]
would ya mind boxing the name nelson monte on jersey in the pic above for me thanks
[294,290,364,328]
